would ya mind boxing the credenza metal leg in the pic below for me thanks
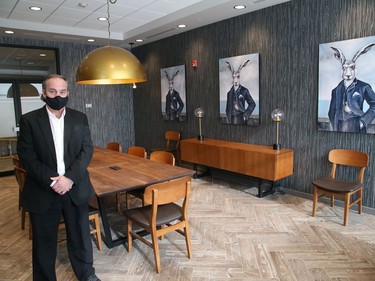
[258,180,275,198]
[193,163,210,179]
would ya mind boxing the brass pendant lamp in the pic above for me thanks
[76,0,146,85]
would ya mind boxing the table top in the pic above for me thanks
[88,147,195,197]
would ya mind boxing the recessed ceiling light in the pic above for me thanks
[177,24,187,28]
[136,39,143,42]
[234,5,246,10]
[30,6,42,11]
[5,30,14,34]
[87,39,95,42]
[98,17,107,21]
[39,53,46,57]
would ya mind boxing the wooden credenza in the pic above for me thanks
[180,138,294,197]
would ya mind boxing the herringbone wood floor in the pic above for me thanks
[1,175,375,281]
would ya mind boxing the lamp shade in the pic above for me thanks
[7,84,39,98]
[76,46,147,85]
[271,108,284,122]
[194,107,205,118]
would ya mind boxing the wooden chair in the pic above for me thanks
[12,156,31,239]
[88,205,103,251]
[107,142,122,153]
[124,146,147,209]
[106,142,123,211]
[12,156,103,250]
[150,151,175,166]
[312,149,369,226]
[124,176,192,273]
[12,155,22,211]
[126,151,175,209]
[57,204,102,250]
[151,131,181,166]
[128,146,147,158]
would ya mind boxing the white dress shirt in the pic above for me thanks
[46,107,66,176]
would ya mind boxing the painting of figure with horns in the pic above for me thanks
[160,65,186,121]
[318,35,375,134]
[219,53,260,125]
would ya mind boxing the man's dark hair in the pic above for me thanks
[42,74,68,90]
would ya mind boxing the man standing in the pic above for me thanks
[17,74,100,281]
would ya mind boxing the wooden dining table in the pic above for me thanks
[88,146,195,248]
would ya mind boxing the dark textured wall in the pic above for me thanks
[3,0,375,208]
[133,0,375,208]
[0,37,135,150]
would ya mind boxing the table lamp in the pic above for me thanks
[194,107,205,140]
[271,108,284,150]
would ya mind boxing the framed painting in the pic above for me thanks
[160,64,186,121]
[318,36,375,134]
[219,53,260,126]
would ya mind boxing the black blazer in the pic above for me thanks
[17,106,94,213]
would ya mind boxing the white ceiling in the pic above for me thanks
[0,0,290,49]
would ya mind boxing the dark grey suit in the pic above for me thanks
[18,106,95,281]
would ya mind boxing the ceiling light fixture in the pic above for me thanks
[177,24,187,28]
[29,6,42,11]
[234,5,246,10]
[76,0,146,85]
[5,30,14,34]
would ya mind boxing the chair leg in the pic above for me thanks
[127,220,133,253]
[151,229,161,273]
[116,193,121,212]
[358,188,363,214]
[93,213,102,251]
[21,208,26,230]
[89,213,102,251]
[330,196,334,207]
[19,190,21,210]
[312,187,318,217]
[158,225,164,240]
[343,193,350,226]
[28,217,33,240]
[177,150,181,166]
[126,193,130,209]
[184,223,192,259]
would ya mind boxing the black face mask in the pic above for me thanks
[45,96,68,110]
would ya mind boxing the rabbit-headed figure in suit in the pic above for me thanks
[328,43,375,133]
[225,60,256,125]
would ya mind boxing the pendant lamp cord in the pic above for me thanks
[107,0,117,46]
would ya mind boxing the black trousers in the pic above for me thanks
[29,193,95,281]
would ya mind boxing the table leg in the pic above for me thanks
[97,195,126,248]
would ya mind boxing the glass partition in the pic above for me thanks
[0,44,59,175]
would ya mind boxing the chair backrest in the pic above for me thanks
[150,151,175,166]
[127,146,147,158]
[12,155,21,169]
[143,176,191,209]
[107,142,122,152]
[12,156,26,192]
[165,131,181,150]
[328,149,369,183]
